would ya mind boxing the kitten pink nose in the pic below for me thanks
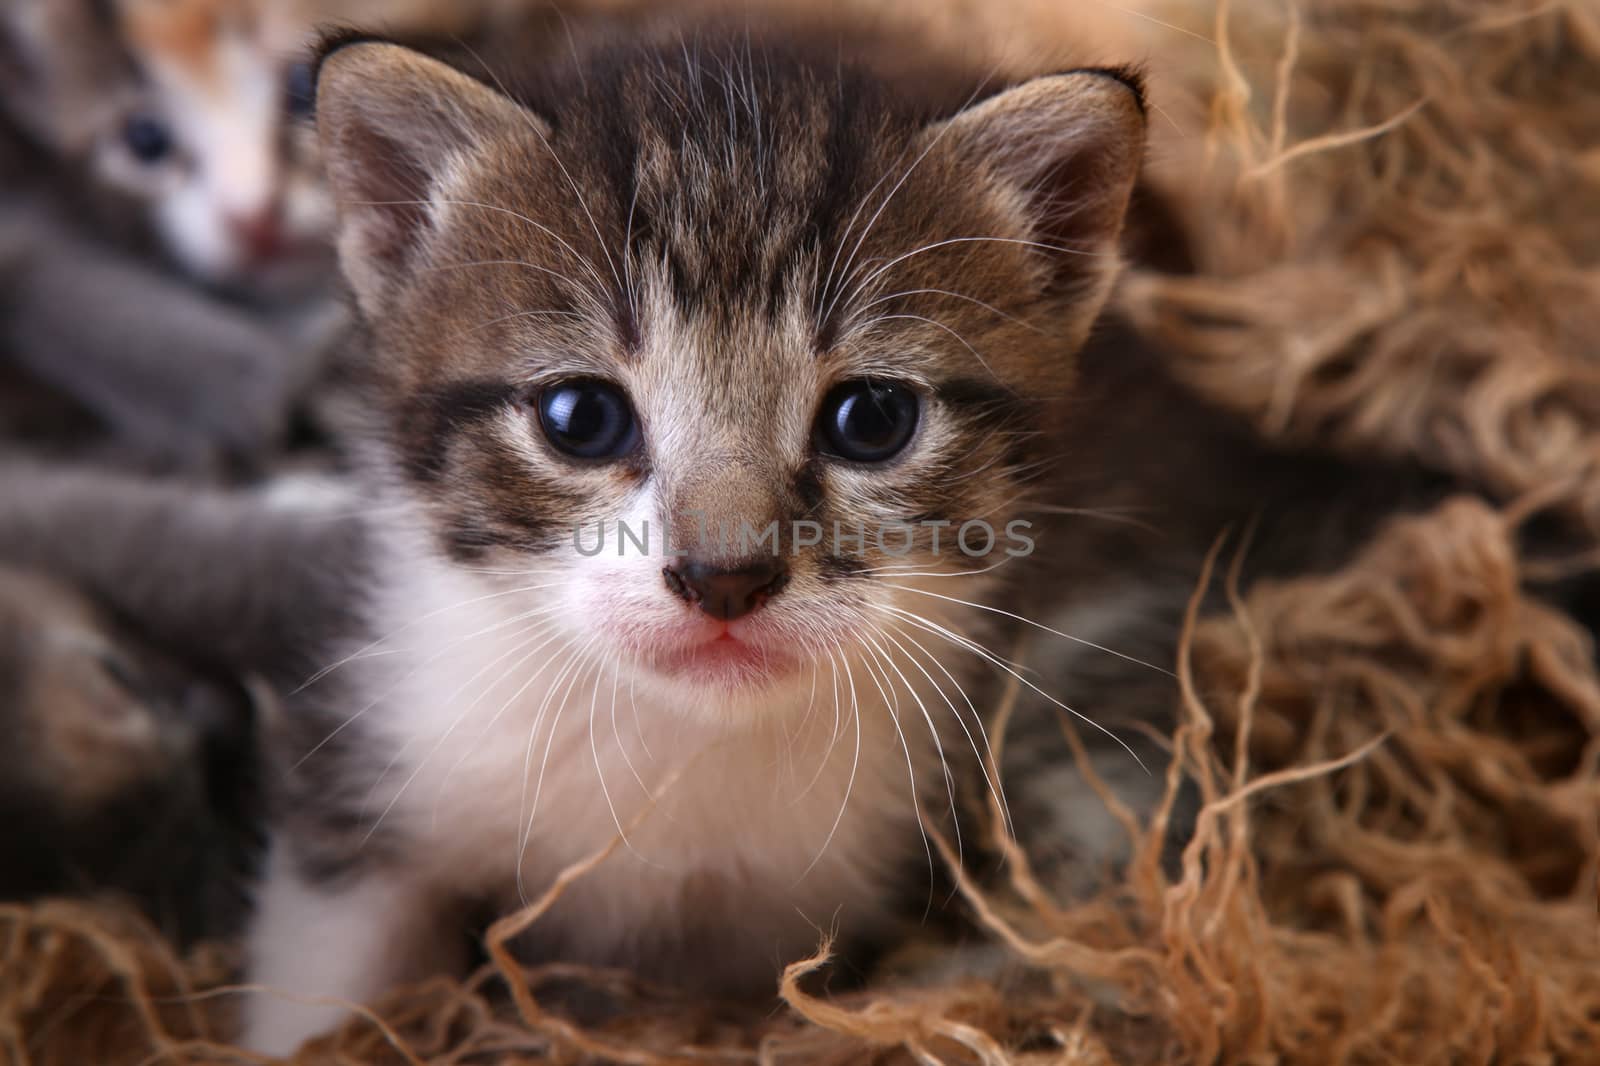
[663,557,789,621]
[226,206,286,261]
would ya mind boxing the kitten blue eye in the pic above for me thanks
[816,379,919,463]
[123,115,172,164]
[284,61,315,117]
[537,379,639,460]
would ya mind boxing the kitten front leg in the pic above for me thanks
[242,847,460,1057]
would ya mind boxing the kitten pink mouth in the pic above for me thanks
[646,630,796,685]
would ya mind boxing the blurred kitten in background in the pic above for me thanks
[90,0,337,297]
[0,0,342,473]
[0,0,565,295]
[0,0,592,475]
[0,457,370,943]
[0,563,263,947]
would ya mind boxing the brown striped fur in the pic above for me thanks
[319,25,1146,588]
[240,22,1158,1054]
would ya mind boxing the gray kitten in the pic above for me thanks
[0,199,339,474]
[0,562,261,946]
[0,462,364,943]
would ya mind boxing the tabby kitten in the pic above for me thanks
[227,25,1153,1053]
[0,18,1440,1057]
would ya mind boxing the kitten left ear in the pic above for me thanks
[935,68,1148,292]
[314,39,540,316]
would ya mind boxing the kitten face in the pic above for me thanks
[317,35,1145,722]
[0,0,335,293]
[110,0,335,294]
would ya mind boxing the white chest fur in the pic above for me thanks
[246,536,973,1054]
[361,553,931,979]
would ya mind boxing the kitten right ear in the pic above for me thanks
[314,39,540,316]
[934,68,1148,300]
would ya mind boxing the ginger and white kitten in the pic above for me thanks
[1,0,326,293]
[238,25,1150,1053]
[0,0,549,469]
[0,0,523,295]
[0,0,345,471]
[104,0,337,294]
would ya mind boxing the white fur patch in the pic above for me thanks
[243,484,1002,1052]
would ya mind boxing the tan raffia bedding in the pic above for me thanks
[4,1,1599,1062]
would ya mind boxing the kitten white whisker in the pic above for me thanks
[590,655,661,868]
[483,65,628,303]
[515,632,598,845]
[877,603,1149,773]
[364,618,563,844]
[883,582,1175,677]
[851,234,1114,305]
[853,313,997,378]
[454,566,541,576]
[855,556,1015,579]
[627,670,652,762]
[822,75,995,327]
[426,258,593,297]
[294,580,563,694]
[855,638,937,913]
[945,418,1044,469]
[883,617,1004,845]
[816,140,907,322]
[879,620,1014,841]
[795,643,864,884]
[947,437,1049,486]
[459,307,588,339]
[373,615,570,824]
[526,634,606,832]
[622,166,642,319]
[857,286,1045,334]
[430,622,581,818]
[775,653,817,782]
[606,660,651,798]
[793,642,847,803]
[293,599,565,772]
[346,197,609,297]
[798,652,823,738]
[1026,503,1164,535]
[861,628,962,870]
[516,633,603,904]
